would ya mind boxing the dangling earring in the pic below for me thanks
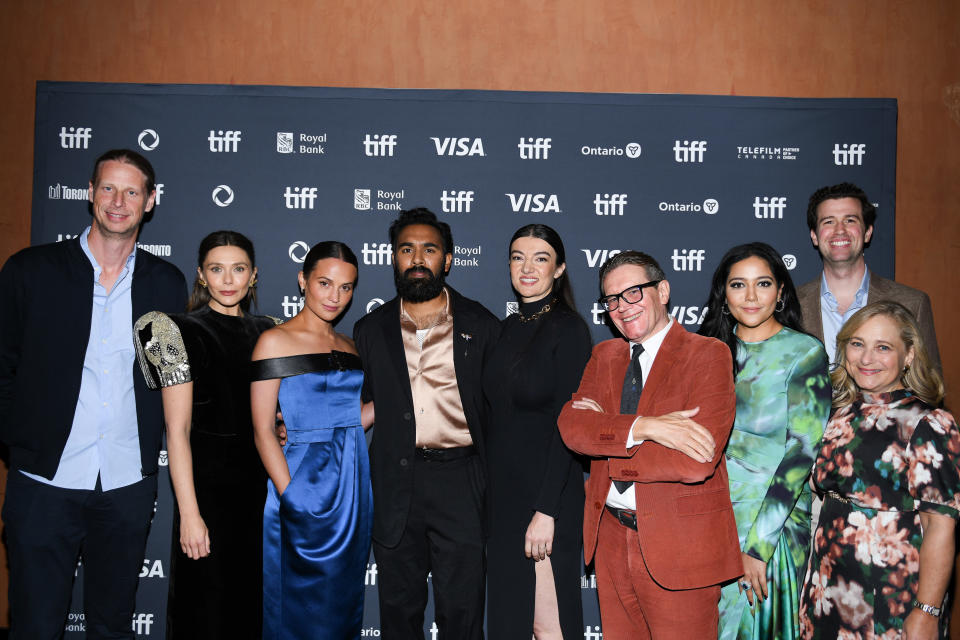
[249,278,258,288]
[775,298,785,312]
[721,303,731,316]
[199,279,207,288]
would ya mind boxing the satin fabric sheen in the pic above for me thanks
[261,359,373,640]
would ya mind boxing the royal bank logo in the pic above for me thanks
[673,140,707,163]
[278,131,326,155]
[833,143,866,166]
[60,126,92,149]
[736,145,798,160]
[505,301,519,317]
[362,243,393,266]
[208,130,241,153]
[518,137,551,160]
[355,188,405,212]
[753,196,787,219]
[211,185,234,207]
[581,142,642,158]
[431,137,485,156]
[671,248,706,271]
[594,193,627,216]
[506,193,561,213]
[48,184,88,201]
[453,245,481,267]
[364,134,398,157]
[284,186,318,210]
[658,198,719,214]
[288,241,310,263]
[137,129,159,151]
[441,190,474,213]
[354,189,371,210]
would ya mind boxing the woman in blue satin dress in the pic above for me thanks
[251,241,374,640]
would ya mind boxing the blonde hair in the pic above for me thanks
[831,300,944,408]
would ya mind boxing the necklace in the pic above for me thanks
[517,298,557,323]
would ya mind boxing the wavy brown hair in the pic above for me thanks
[831,301,943,408]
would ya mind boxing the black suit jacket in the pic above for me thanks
[0,236,187,479]
[353,287,500,547]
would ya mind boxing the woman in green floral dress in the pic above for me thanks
[800,301,957,640]
[700,242,831,639]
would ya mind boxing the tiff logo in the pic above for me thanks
[833,143,866,166]
[673,140,707,162]
[60,126,92,149]
[365,562,378,586]
[362,242,393,265]
[671,248,706,271]
[594,193,627,216]
[284,186,318,209]
[518,137,551,160]
[753,196,787,219]
[584,625,604,640]
[281,295,305,318]
[441,190,474,213]
[364,134,398,156]
[131,613,154,635]
[208,130,241,152]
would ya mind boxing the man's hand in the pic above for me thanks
[631,407,715,463]
[524,511,555,561]
[572,397,603,413]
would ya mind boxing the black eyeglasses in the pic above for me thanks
[598,280,663,312]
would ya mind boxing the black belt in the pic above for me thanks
[415,445,477,462]
[606,505,637,530]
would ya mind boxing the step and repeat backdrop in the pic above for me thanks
[31,82,896,638]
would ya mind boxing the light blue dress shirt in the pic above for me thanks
[820,268,870,366]
[23,227,143,490]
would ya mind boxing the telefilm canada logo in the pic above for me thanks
[277,131,326,155]
[736,145,798,160]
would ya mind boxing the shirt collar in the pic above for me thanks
[819,267,870,309]
[631,317,673,361]
[79,226,137,281]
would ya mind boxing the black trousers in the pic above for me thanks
[2,470,157,640]
[373,454,486,639]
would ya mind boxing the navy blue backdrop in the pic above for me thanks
[30,81,896,638]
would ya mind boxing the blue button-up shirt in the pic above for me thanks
[23,227,143,490]
[820,268,871,366]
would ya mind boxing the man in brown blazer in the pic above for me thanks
[558,251,741,640]
[797,182,940,369]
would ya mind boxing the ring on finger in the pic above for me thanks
[740,581,752,591]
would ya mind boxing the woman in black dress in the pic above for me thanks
[134,230,276,639]
[483,224,593,639]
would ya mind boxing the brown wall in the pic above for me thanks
[0,0,957,628]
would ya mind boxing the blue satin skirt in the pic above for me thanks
[262,423,373,639]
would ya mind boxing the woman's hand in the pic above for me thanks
[739,552,768,606]
[903,608,939,640]
[524,511,555,561]
[179,512,211,559]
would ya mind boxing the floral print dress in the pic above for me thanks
[800,390,960,639]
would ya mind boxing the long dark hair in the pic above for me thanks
[187,230,258,312]
[509,224,576,311]
[698,242,805,375]
[301,241,358,284]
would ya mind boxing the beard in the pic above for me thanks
[395,266,446,303]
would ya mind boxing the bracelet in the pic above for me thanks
[912,599,942,617]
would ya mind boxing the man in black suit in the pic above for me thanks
[354,208,499,639]
[0,149,186,638]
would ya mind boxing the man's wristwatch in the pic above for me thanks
[912,599,942,617]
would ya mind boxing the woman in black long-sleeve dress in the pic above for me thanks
[483,224,593,639]
[134,231,275,639]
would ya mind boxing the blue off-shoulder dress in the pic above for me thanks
[251,352,373,640]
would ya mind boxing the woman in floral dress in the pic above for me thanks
[699,242,831,639]
[800,301,958,640]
